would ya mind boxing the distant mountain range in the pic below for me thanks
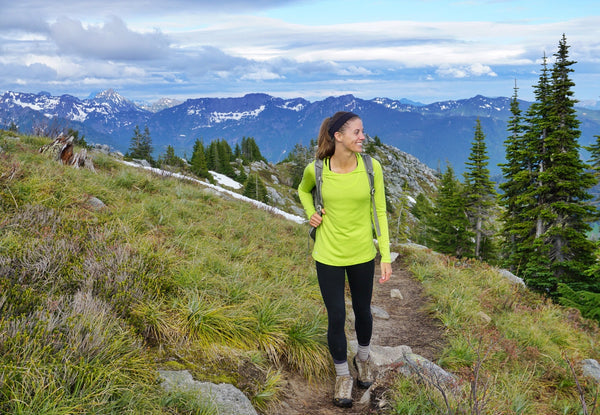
[1,89,599,174]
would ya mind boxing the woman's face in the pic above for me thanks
[335,117,365,153]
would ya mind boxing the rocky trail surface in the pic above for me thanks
[278,254,447,414]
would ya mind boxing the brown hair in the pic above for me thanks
[315,111,360,160]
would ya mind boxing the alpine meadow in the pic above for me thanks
[1,34,599,414]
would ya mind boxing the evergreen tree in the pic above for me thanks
[206,141,219,172]
[585,134,600,174]
[430,164,473,258]
[536,34,598,291]
[499,81,528,271]
[237,165,247,184]
[557,283,600,323]
[283,143,312,188]
[463,118,497,259]
[159,145,185,169]
[393,181,411,243]
[243,173,269,203]
[410,193,435,247]
[502,54,553,280]
[240,137,266,163]
[515,35,598,294]
[190,139,211,180]
[126,125,154,164]
[206,139,234,176]
[234,143,242,160]
[217,139,236,178]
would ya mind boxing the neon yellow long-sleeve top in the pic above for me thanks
[298,154,391,266]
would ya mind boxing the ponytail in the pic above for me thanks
[316,117,335,160]
[315,111,359,160]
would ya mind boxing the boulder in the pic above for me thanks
[159,370,258,415]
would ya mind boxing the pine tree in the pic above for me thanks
[284,143,312,188]
[410,193,435,247]
[518,35,598,294]
[159,145,181,167]
[463,118,497,259]
[126,125,154,164]
[394,181,411,243]
[217,139,236,178]
[536,34,598,291]
[240,137,266,163]
[499,81,529,271]
[502,54,554,282]
[585,134,600,173]
[243,173,269,203]
[190,139,210,180]
[430,164,474,258]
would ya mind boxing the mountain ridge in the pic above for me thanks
[1,89,599,174]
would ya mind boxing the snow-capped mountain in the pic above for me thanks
[1,90,599,174]
[138,97,183,113]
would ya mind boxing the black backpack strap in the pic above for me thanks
[362,154,381,237]
[313,158,324,214]
[309,158,324,243]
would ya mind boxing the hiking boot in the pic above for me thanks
[353,355,374,388]
[333,375,353,408]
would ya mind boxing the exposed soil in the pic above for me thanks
[277,254,447,414]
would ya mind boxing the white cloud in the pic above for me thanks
[436,63,497,79]
[0,1,598,103]
[49,16,170,60]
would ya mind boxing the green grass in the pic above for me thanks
[2,132,599,414]
[0,133,328,414]
[391,245,600,414]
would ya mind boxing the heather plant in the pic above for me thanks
[393,245,600,414]
[0,133,329,413]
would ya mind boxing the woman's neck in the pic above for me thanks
[330,150,358,174]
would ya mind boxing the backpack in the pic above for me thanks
[309,154,381,241]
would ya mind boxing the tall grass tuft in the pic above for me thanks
[393,244,600,414]
[1,133,332,412]
[284,312,332,380]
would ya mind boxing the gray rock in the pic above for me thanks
[88,197,106,210]
[497,269,525,286]
[349,341,413,367]
[477,311,492,325]
[390,289,403,300]
[349,341,460,406]
[371,305,390,320]
[159,370,258,415]
[582,359,600,382]
[132,158,152,168]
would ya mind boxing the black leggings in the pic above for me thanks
[316,259,375,363]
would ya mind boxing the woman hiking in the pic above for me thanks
[298,111,392,408]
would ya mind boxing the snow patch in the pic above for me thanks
[119,160,305,224]
[209,106,265,123]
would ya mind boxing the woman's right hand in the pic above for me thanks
[309,209,325,228]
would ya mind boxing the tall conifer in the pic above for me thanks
[190,139,210,179]
[430,164,473,258]
[519,35,598,293]
[499,82,528,271]
[535,34,597,291]
[463,118,497,259]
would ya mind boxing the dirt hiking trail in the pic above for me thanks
[279,254,447,414]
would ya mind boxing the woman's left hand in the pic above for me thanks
[379,262,392,284]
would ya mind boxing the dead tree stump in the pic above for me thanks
[39,135,95,172]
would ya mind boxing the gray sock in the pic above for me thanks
[334,361,350,377]
[357,344,370,361]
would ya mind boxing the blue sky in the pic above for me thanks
[1,0,598,104]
